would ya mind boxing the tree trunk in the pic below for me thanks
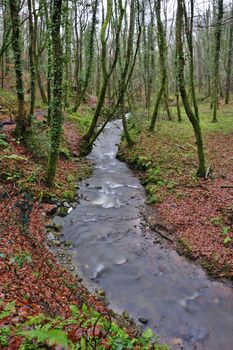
[28,0,36,126]
[225,3,233,104]
[84,0,124,143]
[183,0,199,120]
[8,0,27,139]
[149,0,167,131]
[176,0,206,177]
[212,0,223,122]
[73,0,98,112]
[46,0,63,187]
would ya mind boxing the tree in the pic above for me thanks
[84,0,124,144]
[46,0,63,187]
[212,0,223,122]
[27,0,36,126]
[225,1,233,104]
[176,0,206,177]
[8,0,27,138]
[149,0,168,132]
[183,0,199,120]
[73,0,98,112]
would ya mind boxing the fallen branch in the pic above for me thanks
[221,185,233,189]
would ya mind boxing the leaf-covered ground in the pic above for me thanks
[119,101,233,279]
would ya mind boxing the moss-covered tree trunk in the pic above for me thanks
[212,0,223,122]
[176,0,206,177]
[27,0,36,126]
[8,0,27,139]
[73,0,98,112]
[149,0,167,131]
[84,0,124,143]
[225,3,233,104]
[46,0,63,187]
[183,0,199,121]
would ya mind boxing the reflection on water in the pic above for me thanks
[63,120,233,350]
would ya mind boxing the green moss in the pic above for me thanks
[177,237,193,257]
[67,108,93,135]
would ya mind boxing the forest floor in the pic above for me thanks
[0,93,166,349]
[118,100,233,281]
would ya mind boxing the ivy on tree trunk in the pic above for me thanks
[46,0,63,187]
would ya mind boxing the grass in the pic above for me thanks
[67,106,93,135]
[119,100,233,202]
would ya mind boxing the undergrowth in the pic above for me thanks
[0,300,169,349]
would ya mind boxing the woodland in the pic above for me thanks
[0,0,233,348]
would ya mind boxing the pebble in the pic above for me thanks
[63,201,71,208]
[123,311,129,319]
[138,317,148,324]
[172,338,183,346]
[47,232,55,241]
[96,289,106,297]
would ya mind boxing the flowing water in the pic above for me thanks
[62,120,233,350]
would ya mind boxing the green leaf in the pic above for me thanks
[221,226,230,236]
[22,329,69,347]
[70,304,79,317]
[0,154,28,161]
[0,301,16,320]
[223,237,232,244]
[143,327,154,339]
[82,303,88,314]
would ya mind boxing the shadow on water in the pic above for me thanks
[62,120,233,350]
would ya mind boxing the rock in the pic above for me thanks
[53,240,60,246]
[138,317,148,324]
[45,204,58,216]
[63,201,71,208]
[96,289,106,297]
[123,311,129,319]
[86,183,89,187]
[172,338,183,346]
[53,224,62,232]
[51,198,61,206]
[53,216,64,227]
[115,257,127,265]
[47,232,55,241]
[64,240,73,247]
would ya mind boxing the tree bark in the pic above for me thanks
[8,0,27,139]
[225,2,233,104]
[212,0,223,122]
[46,0,63,187]
[149,0,168,131]
[176,0,206,177]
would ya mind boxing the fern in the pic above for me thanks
[0,301,15,320]
[0,154,28,161]
[22,329,69,347]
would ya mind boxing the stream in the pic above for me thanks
[62,120,233,350]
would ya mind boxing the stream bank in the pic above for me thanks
[117,120,233,281]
